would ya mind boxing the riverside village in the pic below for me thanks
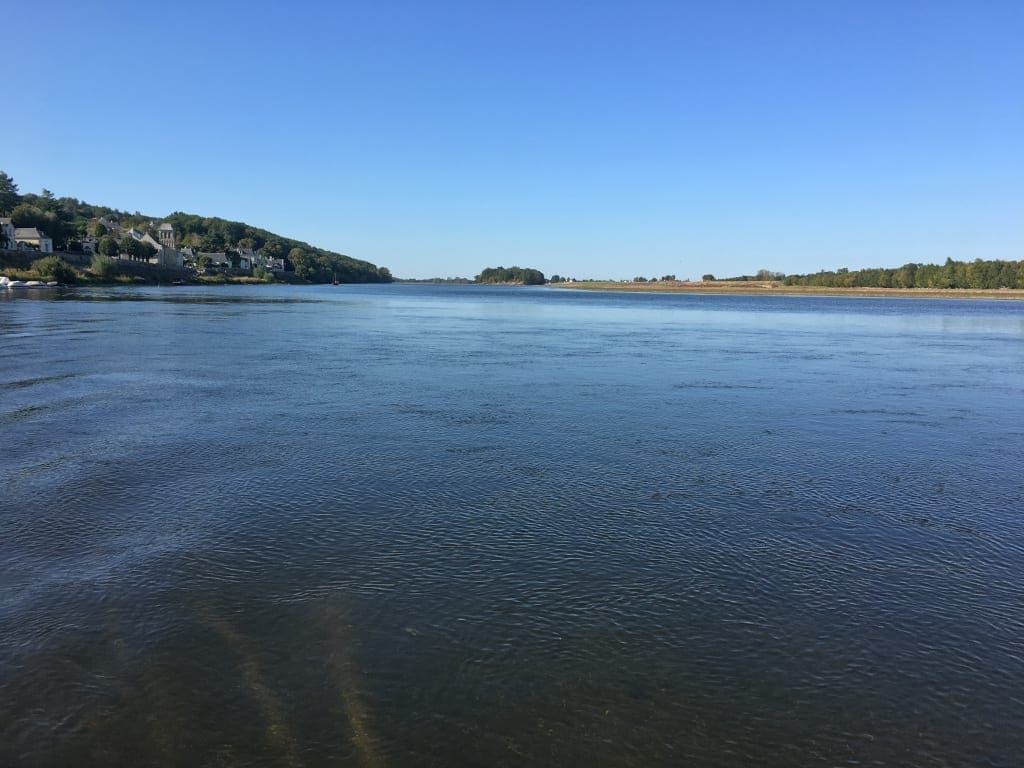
[1,215,287,279]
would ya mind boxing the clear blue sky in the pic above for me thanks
[4,0,1022,279]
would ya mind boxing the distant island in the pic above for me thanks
[0,170,392,285]
[475,266,545,285]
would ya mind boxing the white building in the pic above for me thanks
[14,227,53,253]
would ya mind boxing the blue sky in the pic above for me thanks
[4,0,1022,279]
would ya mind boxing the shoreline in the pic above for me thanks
[552,281,1024,300]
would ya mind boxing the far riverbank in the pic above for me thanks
[554,280,1024,300]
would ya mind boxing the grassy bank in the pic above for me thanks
[554,280,1024,300]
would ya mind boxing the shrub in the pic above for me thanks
[90,253,117,279]
[253,266,275,283]
[32,255,77,284]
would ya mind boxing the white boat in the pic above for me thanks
[6,280,27,288]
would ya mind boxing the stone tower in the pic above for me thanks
[157,222,175,250]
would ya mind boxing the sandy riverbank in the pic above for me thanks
[553,281,1024,300]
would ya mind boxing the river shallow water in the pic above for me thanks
[2,284,1023,766]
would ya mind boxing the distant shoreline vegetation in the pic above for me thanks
[781,259,1024,290]
[475,266,545,285]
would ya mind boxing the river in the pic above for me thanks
[2,284,1023,766]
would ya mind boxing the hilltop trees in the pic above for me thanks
[1,171,132,248]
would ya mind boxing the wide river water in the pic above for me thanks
[2,284,1023,767]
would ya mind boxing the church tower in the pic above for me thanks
[157,222,175,250]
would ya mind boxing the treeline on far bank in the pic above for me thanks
[783,258,1024,290]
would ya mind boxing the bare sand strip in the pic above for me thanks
[554,281,1024,300]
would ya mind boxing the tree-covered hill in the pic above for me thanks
[162,212,389,282]
[0,171,391,283]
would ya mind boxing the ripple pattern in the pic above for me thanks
[2,285,1023,766]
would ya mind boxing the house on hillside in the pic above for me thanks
[254,251,286,271]
[15,227,53,253]
[0,217,16,250]
[97,217,122,239]
[198,252,230,268]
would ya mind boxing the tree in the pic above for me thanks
[702,274,715,281]
[118,236,154,260]
[288,247,311,277]
[119,235,136,258]
[98,236,119,257]
[39,188,57,212]
[90,221,108,238]
[228,250,241,269]
[261,240,284,260]
[0,171,19,214]
[200,232,226,252]
[661,274,676,282]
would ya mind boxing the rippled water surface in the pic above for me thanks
[2,284,1023,767]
